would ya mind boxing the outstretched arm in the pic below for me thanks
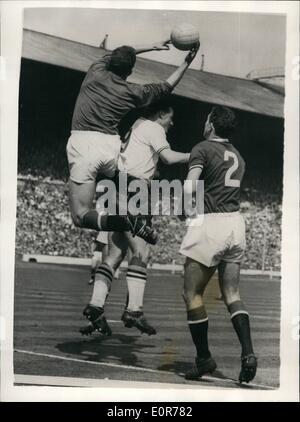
[133,39,171,55]
[131,42,199,109]
[166,42,200,89]
[160,149,190,165]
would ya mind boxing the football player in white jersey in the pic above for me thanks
[80,102,190,336]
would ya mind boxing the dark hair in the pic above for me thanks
[141,100,173,119]
[209,106,237,138]
[107,46,136,78]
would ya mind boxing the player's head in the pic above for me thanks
[107,46,136,79]
[204,106,237,139]
[142,101,174,132]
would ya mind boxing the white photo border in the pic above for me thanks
[0,0,299,402]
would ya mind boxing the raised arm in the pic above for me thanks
[133,39,171,55]
[131,42,200,109]
[166,42,200,89]
[134,40,200,89]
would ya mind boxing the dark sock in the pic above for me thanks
[81,211,131,232]
[100,215,130,231]
[228,300,254,357]
[82,210,100,230]
[187,306,210,359]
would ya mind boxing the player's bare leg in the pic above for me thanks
[183,258,217,380]
[105,232,129,271]
[89,250,102,285]
[89,243,108,285]
[68,179,95,227]
[218,261,257,383]
[100,232,156,335]
[68,179,158,244]
[121,234,156,335]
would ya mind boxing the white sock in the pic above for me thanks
[126,265,147,312]
[90,264,113,308]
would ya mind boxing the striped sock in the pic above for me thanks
[187,306,210,359]
[90,264,113,308]
[126,261,147,312]
[228,300,254,357]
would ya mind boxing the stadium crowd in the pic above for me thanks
[16,171,282,271]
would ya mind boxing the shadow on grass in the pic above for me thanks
[56,333,156,367]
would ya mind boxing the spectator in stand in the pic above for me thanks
[16,176,282,271]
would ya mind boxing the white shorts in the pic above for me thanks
[96,231,109,245]
[66,130,121,183]
[180,212,246,267]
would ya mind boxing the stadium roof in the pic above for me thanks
[22,29,284,118]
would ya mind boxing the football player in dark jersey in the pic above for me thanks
[180,106,257,383]
[68,39,199,336]
[67,40,199,246]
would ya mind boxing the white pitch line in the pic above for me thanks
[14,349,175,375]
[199,375,275,390]
[14,349,274,390]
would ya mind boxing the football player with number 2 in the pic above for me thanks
[180,106,257,383]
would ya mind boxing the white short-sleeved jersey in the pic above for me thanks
[118,118,170,180]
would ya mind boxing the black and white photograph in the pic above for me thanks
[0,1,299,402]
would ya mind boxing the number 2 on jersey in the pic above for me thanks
[224,150,240,187]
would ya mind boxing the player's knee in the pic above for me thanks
[71,213,82,227]
[72,209,90,227]
[184,258,199,274]
[129,243,149,265]
[69,206,85,227]
[222,288,240,306]
[182,286,195,307]
[129,256,147,268]
[140,248,150,263]
[105,255,122,272]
